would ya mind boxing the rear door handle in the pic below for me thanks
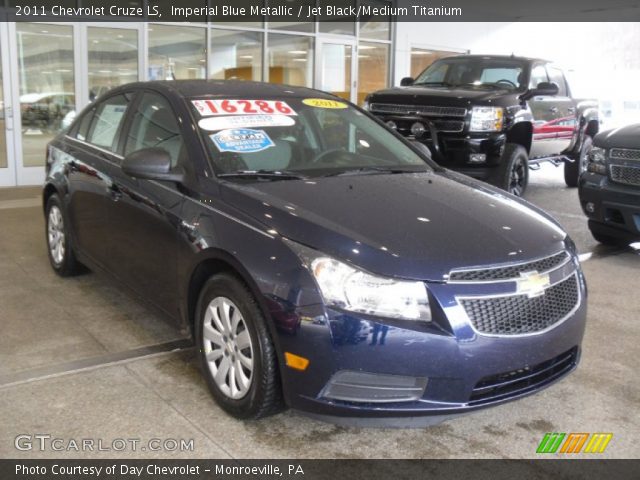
[548,107,559,113]
[567,107,576,114]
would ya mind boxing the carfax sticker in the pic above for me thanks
[198,114,295,131]
[302,98,348,109]
[210,129,275,153]
[192,99,296,116]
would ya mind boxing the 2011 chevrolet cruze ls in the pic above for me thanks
[43,81,586,425]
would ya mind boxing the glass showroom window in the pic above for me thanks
[359,0,392,41]
[148,24,206,80]
[358,42,389,105]
[17,23,75,167]
[267,34,314,88]
[210,29,263,81]
[88,27,138,101]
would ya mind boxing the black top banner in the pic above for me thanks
[1,0,640,22]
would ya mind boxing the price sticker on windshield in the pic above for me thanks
[302,98,348,109]
[192,99,296,117]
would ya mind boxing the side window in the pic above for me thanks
[529,65,548,89]
[86,94,131,151]
[74,109,95,141]
[547,67,567,96]
[124,92,185,168]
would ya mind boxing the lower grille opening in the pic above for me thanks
[469,347,578,405]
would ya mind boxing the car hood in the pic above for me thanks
[595,123,640,150]
[220,172,567,282]
[367,85,518,107]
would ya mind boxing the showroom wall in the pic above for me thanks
[395,22,640,128]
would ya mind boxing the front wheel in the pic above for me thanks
[492,144,529,196]
[564,135,592,187]
[195,273,283,419]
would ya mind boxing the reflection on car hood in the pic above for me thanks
[220,172,567,282]
[595,123,640,150]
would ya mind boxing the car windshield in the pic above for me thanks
[190,97,432,179]
[414,57,527,90]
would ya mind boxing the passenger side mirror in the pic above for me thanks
[522,81,559,100]
[122,147,184,183]
[400,77,415,87]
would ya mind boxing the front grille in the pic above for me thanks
[459,274,579,335]
[469,347,578,405]
[610,164,640,186]
[449,251,569,282]
[370,103,467,118]
[610,148,640,161]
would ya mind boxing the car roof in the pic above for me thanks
[445,54,549,64]
[111,80,338,100]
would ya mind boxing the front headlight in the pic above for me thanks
[289,242,431,322]
[470,106,504,132]
[587,146,607,174]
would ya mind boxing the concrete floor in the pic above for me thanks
[0,164,638,459]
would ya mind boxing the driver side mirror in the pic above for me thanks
[400,77,415,87]
[122,147,184,183]
[522,81,559,100]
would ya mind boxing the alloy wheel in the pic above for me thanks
[509,158,527,196]
[202,296,254,400]
[47,206,66,265]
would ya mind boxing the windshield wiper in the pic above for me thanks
[218,169,307,180]
[413,81,453,87]
[321,166,425,178]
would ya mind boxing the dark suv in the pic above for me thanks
[579,123,640,245]
[43,80,586,424]
[365,55,599,195]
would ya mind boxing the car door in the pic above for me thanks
[545,65,577,153]
[106,90,186,317]
[528,63,562,158]
[64,93,133,268]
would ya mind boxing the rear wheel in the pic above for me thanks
[195,273,283,419]
[565,135,592,187]
[492,144,529,196]
[45,194,81,276]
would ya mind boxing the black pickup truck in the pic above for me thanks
[364,55,599,195]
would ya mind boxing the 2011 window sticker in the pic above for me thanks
[192,99,296,117]
[198,114,295,131]
[302,98,348,109]
[210,129,275,153]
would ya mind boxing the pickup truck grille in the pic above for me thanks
[459,274,580,336]
[610,164,640,186]
[370,103,467,118]
[610,148,640,161]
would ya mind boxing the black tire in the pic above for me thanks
[195,273,283,419]
[45,194,81,277]
[492,144,529,196]
[590,229,626,247]
[564,135,593,188]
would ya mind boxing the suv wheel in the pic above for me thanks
[45,194,81,276]
[493,144,529,196]
[564,135,592,187]
[195,273,283,419]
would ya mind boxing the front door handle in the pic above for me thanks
[108,184,123,201]
[567,107,576,114]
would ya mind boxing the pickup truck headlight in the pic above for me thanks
[470,106,504,132]
[288,241,431,322]
[587,147,607,174]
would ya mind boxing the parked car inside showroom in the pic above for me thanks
[43,80,587,425]
[364,55,599,195]
[579,123,640,245]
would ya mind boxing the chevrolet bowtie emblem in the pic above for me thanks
[517,271,551,298]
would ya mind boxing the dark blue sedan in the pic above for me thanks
[43,80,586,425]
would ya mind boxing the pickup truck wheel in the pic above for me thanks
[195,273,283,419]
[564,135,592,187]
[493,144,529,196]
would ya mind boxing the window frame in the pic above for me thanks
[85,91,136,155]
[546,65,569,97]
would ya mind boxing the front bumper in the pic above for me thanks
[579,171,640,241]
[274,261,587,419]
